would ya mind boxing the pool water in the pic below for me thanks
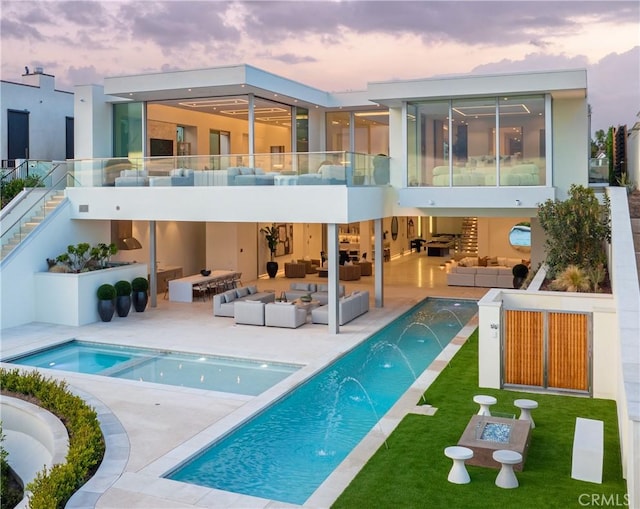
[5,341,300,396]
[168,298,477,504]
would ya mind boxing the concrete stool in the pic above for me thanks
[473,395,497,416]
[493,450,523,489]
[444,446,474,484]
[514,399,538,428]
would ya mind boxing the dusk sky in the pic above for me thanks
[1,1,639,134]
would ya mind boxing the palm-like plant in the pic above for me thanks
[551,265,591,292]
[260,225,279,261]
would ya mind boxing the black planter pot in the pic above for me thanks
[513,277,526,289]
[132,291,148,312]
[266,261,279,278]
[116,295,131,317]
[98,299,115,322]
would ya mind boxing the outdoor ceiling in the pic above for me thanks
[154,96,295,126]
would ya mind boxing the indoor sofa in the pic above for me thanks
[213,285,276,317]
[284,282,345,304]
[446,257,527,288]
[311,290,369,325]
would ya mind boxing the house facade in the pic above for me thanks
[1,68,74,168]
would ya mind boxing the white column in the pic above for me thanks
[374,218,384,308]
[149,221,157,308]
[327,223,339,334]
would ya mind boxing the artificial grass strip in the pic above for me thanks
[333,330,627,509]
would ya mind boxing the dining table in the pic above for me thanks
[168,270,237,302]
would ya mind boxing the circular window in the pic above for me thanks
[509,222,531,251]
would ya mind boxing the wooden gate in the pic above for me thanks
[503,309,590,393]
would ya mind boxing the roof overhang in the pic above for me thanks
[103,64,342,111]
[368,69,587,107]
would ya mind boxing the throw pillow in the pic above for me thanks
[478,257,488,267]
[247,286,257,295]
[236,287,249,298]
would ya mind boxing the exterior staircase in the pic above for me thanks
[458,217,478,255]
[1,191,65,260]
[628,191,640,280]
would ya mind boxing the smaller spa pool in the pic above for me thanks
[4,340,300,396]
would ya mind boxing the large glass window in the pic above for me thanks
[326,112,351,151]
[113,102,143,159]
[407,95,546,187]
[326,110,389,154]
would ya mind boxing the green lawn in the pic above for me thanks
[333,330,627,509]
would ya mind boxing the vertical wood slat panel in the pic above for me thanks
[548,312,588,390]
[504,310,543,386]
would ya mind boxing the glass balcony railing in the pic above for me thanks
[407,156,546,187]
[66,152,391,188]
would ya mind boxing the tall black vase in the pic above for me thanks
[266,261,279,278]
[116,295,131,317]
[132,291,148,312]
[98,299,115,322]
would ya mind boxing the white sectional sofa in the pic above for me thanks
[285,282,345,304]
[265,302,307,328]
[234,301,266,326]
[213,286,275,317]
[311,290,369,325]
[446,257,527,288]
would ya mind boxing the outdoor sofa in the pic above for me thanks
[213,285,276,317]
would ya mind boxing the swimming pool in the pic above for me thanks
[168,298,477,504]
[5,341,301,396]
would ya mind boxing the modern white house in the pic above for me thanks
[1,65,638,504]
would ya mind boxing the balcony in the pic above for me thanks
[67,152,390,189]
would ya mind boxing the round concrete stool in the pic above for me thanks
[493,450,522,489]
[514,399,538,428]
[473,395,497,416]
[444,446,474,484]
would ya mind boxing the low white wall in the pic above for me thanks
[2,396,69,505]
[478,288,617,398]
[34,263,148,326]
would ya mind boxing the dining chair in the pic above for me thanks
[193,282,209,302]
[232,272,242,288]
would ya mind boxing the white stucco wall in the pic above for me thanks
[552,97,589,198]
[1,73,73,162]
[478,289,618,398]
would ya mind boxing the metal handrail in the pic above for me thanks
[0,169,79,250]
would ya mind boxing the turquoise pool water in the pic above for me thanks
[5,341,300,396]
[168,298,477,504]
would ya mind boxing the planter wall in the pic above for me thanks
[34,263,147,326]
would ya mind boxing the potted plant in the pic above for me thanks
[56,243,92,273]
[131,277,149,312]
[114,280,132,317]
[512,264,529,289]
[260,224,279,278]
[96,283,116,322]
[90,242,118,269]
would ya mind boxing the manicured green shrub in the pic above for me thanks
[96,284,116,300]
[537,184,610,278]
[512,264,529,278]
[114,280,132,297]
[0,369,105,509]
[131,277,149,292]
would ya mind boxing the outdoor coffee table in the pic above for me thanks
[294,299,321,314]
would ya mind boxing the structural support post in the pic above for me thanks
[374,218,384,308]
[149,220,157,308]
[327,223,339,334]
